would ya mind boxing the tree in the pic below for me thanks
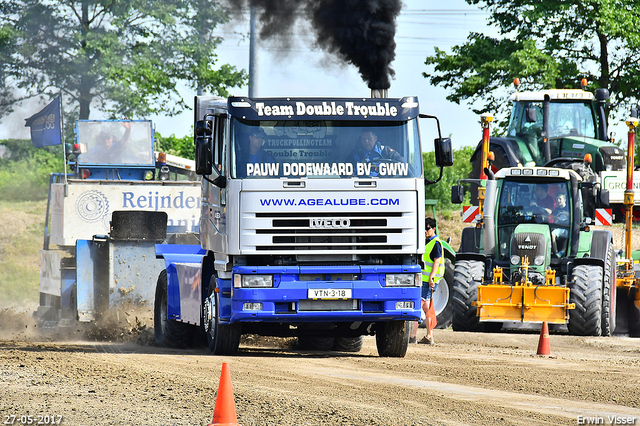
[424,0,640,128]
[0,0,247,121]
[424,146,474,210]
[0,20,17,117]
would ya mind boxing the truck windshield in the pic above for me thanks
[508,102,597,139]
[230,118,422,179]
[497,179,571,258]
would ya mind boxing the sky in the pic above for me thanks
[0,1,495,151]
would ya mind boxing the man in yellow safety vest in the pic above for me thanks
[410,217,444,345]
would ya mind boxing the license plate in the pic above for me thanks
[308,288,352,300]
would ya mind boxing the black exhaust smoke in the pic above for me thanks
[231,0,402,90]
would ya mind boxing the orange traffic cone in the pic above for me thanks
[536,321,550,356]
[208,362,240,426]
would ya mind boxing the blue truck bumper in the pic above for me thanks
[227,265,422,323]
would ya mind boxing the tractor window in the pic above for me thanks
[77,121,154,166]
[548,103,596,139]
[497,179,572,258]
[508,102,543,138]
[508,101,598,140]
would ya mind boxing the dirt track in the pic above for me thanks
[1,308,639,426]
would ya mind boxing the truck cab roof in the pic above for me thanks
[222,96,421,122]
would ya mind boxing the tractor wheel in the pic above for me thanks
[154,270,195,348]
[332,336,364,352]
[452,260,485,331]
[375,320,410,357]
[434,258,455,329]
[204,276,241,355]
[629,287,640,338]
[568,264,603,336]
[601,244,617,336]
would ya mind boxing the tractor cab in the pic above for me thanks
[68,120,156,181]
[496,177,574,266]
[490,167,587,289]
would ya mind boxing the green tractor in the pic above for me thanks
[452,162,615,336]
[469,84,626,213]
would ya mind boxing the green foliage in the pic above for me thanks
[424,0,640,129]
[0,140,63,201]
[1,0,247,121]
[424,146,475,209]
[155,132,195,160]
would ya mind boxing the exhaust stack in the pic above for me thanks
[371,89,389,98]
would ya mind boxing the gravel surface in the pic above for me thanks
[1,309,640,426]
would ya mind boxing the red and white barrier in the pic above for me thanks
[595,208,612,226]
[462,206,480,223]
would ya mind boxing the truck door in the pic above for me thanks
[202,114,227,252]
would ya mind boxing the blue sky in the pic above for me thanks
[0,1,496,150]
[150,0,496,151]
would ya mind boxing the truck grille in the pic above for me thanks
[251,212,406,252]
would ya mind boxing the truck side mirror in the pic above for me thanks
[434,137,453,167]
[451,185,464,204]
[526,107,537,123]
[195,135,212,175]
[212,173,227,188]
[195,119,211,137]
[597,188,610,208]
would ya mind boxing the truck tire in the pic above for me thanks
[601,244,616,336]
[375,320,410,357]
[434,258,455,329]
[568,264,603,336]
[297,323,335,351]
[154,270,195,348]
[298,336,335,351]
[204,277,241,355]
[452,260,484,331]
[333,336,364,352]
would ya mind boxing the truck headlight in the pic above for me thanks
[534,255,544,266]
[234,274,273,288]
[510,255,520,265]
[385,273,421,287]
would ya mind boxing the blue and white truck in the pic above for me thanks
[35,120,201,329]
[154,95,452,357]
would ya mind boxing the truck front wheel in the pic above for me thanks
[204,277,241,355]
[375,320,409,357]
[154,270,195,348]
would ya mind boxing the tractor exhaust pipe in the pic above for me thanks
[542,95,551,163]
[483,179,497,257]
[371,89,389,98]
